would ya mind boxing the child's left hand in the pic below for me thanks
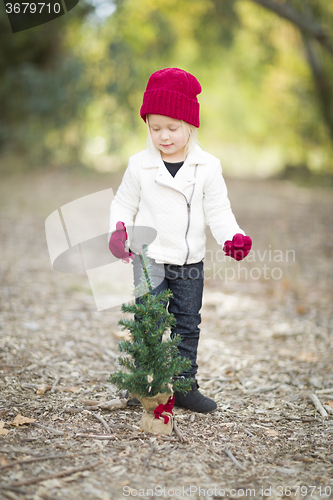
[223,233,252,261]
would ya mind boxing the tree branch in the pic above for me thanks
[247,0,333,57]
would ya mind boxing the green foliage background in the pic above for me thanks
[1,0,333,176]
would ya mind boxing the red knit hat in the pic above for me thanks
[140,68,202,128]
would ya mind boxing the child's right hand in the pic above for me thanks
[109,221,134,263]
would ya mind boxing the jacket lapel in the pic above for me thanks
[142,145,204,195]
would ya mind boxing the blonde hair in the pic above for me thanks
[146,115,198,159]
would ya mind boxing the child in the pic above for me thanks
[109,68,252,413]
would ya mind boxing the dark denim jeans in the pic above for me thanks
[131,253,204,379]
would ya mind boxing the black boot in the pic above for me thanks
[174,380,217,413]
[124,391,141,406]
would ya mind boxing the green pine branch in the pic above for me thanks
[109,245,193,398]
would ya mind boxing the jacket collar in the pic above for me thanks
[141,144,206,169]
[140,145,204,194]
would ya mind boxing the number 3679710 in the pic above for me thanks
[5,3,61,14]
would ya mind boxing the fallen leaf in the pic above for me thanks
[296,351,318,362]
[296,304,307,315]
[0,421,10,436]
[325,400,333,408]
[265,429,279,436]
[36,383,52,395]
[0,455,8,465]
[11,414,36,426]
[56,387,79,393]
[282,279,290,290]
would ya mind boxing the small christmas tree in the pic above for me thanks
[109,245,193,398]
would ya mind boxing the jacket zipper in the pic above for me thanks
[184,201,191,265]
[155,164,198,266]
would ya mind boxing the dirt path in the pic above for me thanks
[0,170,332,500]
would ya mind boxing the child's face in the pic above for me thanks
[148,114,189,162]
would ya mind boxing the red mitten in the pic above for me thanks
[223,233,252,261]
[109,221,134,263]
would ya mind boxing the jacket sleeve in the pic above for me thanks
[203,159,245,246]
[109,157,141,239]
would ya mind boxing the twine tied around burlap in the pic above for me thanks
[134,393,175,435]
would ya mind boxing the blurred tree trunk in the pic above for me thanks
[247,0,333,146]
[302,34,333,144]
[248,0,333,57]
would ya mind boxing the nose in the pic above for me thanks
[161,128,170,141]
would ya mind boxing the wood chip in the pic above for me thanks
[309,393,328,418]
[224,448,246,471]
[96,399,128,411]
[144,439,155,468]
[75,434,116,440]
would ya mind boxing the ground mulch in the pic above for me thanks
[0,169,332,500]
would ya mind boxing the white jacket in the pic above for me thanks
[109,144,244,265]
